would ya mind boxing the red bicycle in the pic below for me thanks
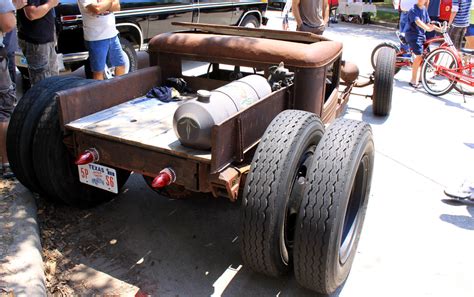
[421,23,474,96]
[371,23,446,75]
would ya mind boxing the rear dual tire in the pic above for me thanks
[7,76,131,208]
[240,111,374,294]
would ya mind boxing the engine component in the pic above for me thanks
[268,62,294,91]
[173,75,271,150]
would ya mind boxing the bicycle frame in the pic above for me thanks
[431,26,474,87]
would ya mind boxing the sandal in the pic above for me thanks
[409,82,419,89]
[1,163,15,180]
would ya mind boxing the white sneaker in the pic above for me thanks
[444,181,474,200]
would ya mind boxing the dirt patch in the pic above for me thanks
[36,197,140,295]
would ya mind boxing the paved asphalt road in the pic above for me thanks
[37,11,474,296]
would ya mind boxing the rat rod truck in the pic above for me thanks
[7,23,395,294]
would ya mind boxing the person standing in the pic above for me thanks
[77,0,125,80]
[292,0,329,35]
[427,0,441,39]
[405,0,439,88]
[464,0,474,48]
[17,0,59,85]
[0,0,26,179]
[398,0,419,52]
[448,0,472,50]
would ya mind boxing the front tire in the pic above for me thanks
[372,47,396,116]
[293,119,374,294]
[240,110,325,277]
[371,42,401,74]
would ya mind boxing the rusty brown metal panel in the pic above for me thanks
[171,22,331,43]
[75,133,199,190]
[156,53,182,79]
[293,68,326,117]
[321,88,339,124]
[58,66,161,128]
[210,88,289,173]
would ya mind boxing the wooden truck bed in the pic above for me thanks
[65,96,212,163]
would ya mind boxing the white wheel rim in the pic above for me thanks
[104,50,130,79]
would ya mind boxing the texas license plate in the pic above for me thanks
[78,163,118,193]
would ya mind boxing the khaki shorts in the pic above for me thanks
[0,58,15,122]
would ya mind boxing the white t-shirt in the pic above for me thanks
[400,0,418,11]
[77,0,119,41]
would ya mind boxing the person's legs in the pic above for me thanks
[448,26,467,50]
[399,12,410,52]
[408,39,424,85]
[47,41,59,77]
[0,58,16,178]
[86,39,109,80]
[410,54,423,84]
[19,40,54,85]
[465,25,474,49]
[106,36,126,76]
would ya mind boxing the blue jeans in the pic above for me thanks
[85,35,125,73]
[399,12,410,52]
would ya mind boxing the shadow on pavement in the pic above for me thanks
[439,199,474,231]
[39,174,343,295]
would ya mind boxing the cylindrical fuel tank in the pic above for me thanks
[173,75,271,150]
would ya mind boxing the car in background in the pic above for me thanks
[16,0,268,79]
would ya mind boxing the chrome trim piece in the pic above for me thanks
[61,1,266,23]
[62,51,89,63]
[116,22,144,50]
[237,10,263,26]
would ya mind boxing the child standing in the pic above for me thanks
[405,0,438,88]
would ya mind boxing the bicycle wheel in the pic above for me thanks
[421,48,459,96]
[371,42,402,74]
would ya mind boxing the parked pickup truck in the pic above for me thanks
[16,0,268,78]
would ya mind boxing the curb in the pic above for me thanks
[0,181,46,296]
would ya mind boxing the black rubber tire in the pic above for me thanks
[372,47,396,117]
[31,83,131,208]
[293,118,374,294]
[85,37,138,79]
[240,15,260,28]
[142,175,199,199]
[370,42,401,74]
[240,110,325,277]
[6,76,92,194]
[421,48,458,96]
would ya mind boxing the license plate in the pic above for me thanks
[78,163,118,193]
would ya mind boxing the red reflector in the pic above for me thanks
[151,168,176,189]
[75,148,99,165]
[75,152,94,165]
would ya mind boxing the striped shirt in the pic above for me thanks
[452,0,472,27]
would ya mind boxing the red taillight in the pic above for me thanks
[75,149,99,165]
[151,168,176,189]
[61,15,78,22]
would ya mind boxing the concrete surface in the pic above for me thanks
[7,11,474,296]
[0,181,46,296]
